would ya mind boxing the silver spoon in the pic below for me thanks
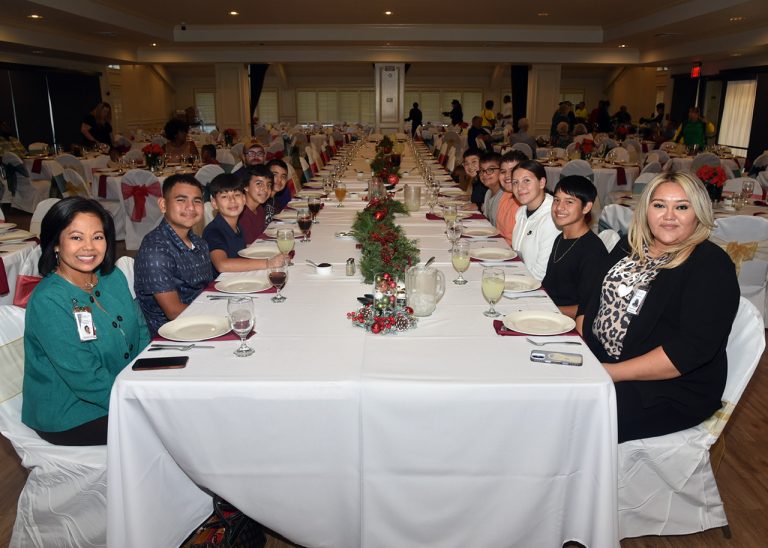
[525,338,581,346]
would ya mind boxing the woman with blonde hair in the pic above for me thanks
[578,172,739,442]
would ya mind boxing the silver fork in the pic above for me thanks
[503,294,548,300]
[525,337,581,346]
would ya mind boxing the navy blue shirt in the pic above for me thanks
[203,213,246,269]
[134,219,215,336]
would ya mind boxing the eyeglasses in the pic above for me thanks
[479,167,500,175]
[246,150,265,157]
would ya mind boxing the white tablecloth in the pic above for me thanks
[665,156,742,176]
[107,143,619,548]
[544,163,639,206]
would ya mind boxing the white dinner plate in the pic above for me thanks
[440,188,466,196]
[287,199,306,207]
[470,247,517,262]
[0,230,33,243]
[503,275,542,293]
[439,199,470,208]
[502,311,576,336]
[463,226,499,238]
[274,210,298,222]
[297,190,324,198]
[158,315,231,342]
[238,242,280,259]
[0,223,17,232]
[434,210,474,220]
[0,243,29,252]
[214,277,271,294]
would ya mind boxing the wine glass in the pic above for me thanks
[452,240,471,285]
[335,182,347,207]
[426,188,439,214]
[227,297,255,357]
[481,267,505,317]
[442,204,458,224]
[269,266,287,303]
[445,220,463,252]
[308,196,322,224]
[297,208,312,242]
[276,228,295,266]
[742,179,755,200]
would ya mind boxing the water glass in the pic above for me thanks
[228,297,255,357]
[481,267,505,317]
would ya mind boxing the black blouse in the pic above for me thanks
[542,230,607,308]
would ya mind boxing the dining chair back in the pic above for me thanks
[445,147,457,172]
[195,164,225,188]
[560,159,594,183]
[151,135,167,146]
[552,147,567,159]
[55,154,86,178]
[711,215,768,325]
[0,304,108,548]
[618,297,764,539]
[3,152,49,214]
[299,156,313,185]
[597,228,620,251]
[285,162,302,193]
[118,169,163,250]
[606,147,630,164]
[116,256,136,299]
[691,153,721,175]
[631,172,658,195]
[253,127,270,145]
[216,149,236,173]
[61,168,92,198]
[598,203,633,235]
[474,137,487,151]
[230,142,245,160]
[511,142,532,159]
[122,149,144,164]
[565,142,578,158]
[29,198,60,236]
[640,161,662,175]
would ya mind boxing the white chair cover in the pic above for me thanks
[536,148,550,160]
[691,153,721,175]
[606,147,630,164]
[560,159,594,182]
[0,305,108,548]
[231,161,243,174]
[723,177,757,195]
[565,142,578,158]
[151,135,167,146]
[118,170,163,250]
[216,150,236,173]
[711,216,768,325]
[195,164,225,187]
[510,142,532,159]
[55,154,86,179]
[115,256,136,299]
[63,169,127,241]
[618,297,764,539]
[598,204,633,235]
[61,168,91,198]
[660,141,679,153]
[3,152,49,214]
[230,143,244,160]
[572,134,589,145]
[123,149,144,163]
[203,201,216,228]
[597,228,620,251]
[445,148,456,172]
[757,171,768,198]
[640,161,661,175]
[552,147,566,159]
[631,172,658,195]
[253,127,270,145]
[29,198,60,236]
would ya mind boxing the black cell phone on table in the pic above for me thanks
[530,350,583,367]
[132,356,189,371]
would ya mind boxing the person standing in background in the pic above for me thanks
[404,102,423,138]
[442,99,464,126]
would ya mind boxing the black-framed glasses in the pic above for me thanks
[479,167,500,175]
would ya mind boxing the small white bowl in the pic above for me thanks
[310,263,333,275]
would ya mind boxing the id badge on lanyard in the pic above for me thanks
[626,283,649,316]
[72,299,97,341]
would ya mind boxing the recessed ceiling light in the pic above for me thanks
[618,44,627,48]
[27,14,43,20]
[729,16,745,22]
[151,43,157,47]
[731,52,742,57]
[537,12,549,16]
[32,50,43,54]
[229,11,239,16]
[384,11,393,15]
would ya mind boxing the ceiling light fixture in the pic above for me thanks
[384,11,393,15]
[151,42,157,47]
[28,14,43,20]
[729,16,745,22]
[32,50,43,54]
[229,11,239,16]
[731,52,742,57]
[618,44,627,48]
[537,12,549,16]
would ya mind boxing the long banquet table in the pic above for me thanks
[107,143,619,548]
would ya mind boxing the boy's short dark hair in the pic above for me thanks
[479,151,502,166]
[554,175,597,205]
[463,148,482,160]
[201,144,216,157]
[265,158,288,171]
[501,150,529,164]
[208,173,244,197]
[241,164,274,186]
[162,173,203,197]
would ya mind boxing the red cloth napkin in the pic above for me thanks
[461,234,503,239]
[0,257,9,296]
[31,159,43,174]
[615,166,627,186]
[13,275,42,307]
[470,256,520,263]
[98,175,109,198]
[426,213,485,221]
[492,320,580,337]
[152,330,255,342]
[754,200,768,207]
[203,280,277,293]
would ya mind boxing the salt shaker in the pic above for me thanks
[346,258,356,276]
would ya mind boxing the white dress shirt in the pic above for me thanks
[511,193,561,280]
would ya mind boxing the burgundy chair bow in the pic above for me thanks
[121,181,161,221]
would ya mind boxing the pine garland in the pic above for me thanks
[350,197,420,283]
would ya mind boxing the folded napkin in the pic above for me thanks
[98,175,109,198]
[461,233,503,239]
[152,330,255,343]
[754,200,768,207]
[470,256,519,263]
[492,320,580,337]
[0,257,8,296]
[203,280,277,293]
[31,159,43,174]
[426,212,485,221]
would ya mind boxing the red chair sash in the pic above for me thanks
[121,181,161,221]
[287,179,297,198]
[13,275,42,308]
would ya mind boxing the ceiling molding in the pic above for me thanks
[173,24,603,44]
[640,24,768,64]
[0,23,137,62]
[604,0,751,41]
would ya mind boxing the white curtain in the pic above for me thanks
[718,80,757,153]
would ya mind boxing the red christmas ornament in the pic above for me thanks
[371,323,382,334]
[387,174,399,186]
[374,210,386,221]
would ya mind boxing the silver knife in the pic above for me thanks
[148,344,216,350]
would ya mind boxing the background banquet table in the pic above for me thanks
[107,144,619,548]
[544,162,639,206]
[0,240,38,305]
[664,155,742,176]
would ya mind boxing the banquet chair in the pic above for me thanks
[660,141,679,153]
[253,127,270,145]
[266,138,284,160]
[299,157,314,185]
[63,169,127,240]
[560,159,594,183]
[3,152,49,214]
[722,177,758,196]
[475,137,487,151]
[632,172,657,195]
[118,169,163,250]
[597,228,620,252]
[710,216,768,325]
[640,161,662,175]
[511,142,532,159]
[606,147,630,164]
[565,142,578,158]
[216,149,236,173]
[55,154,86,179]
[602,138,618,151]
[691,153,722,175]
[618,297,764,540]
[285,162,302,193]
[368,133,383,141]
[230,142,245,160]
[572,134,589,145]
[757,171,768,199]
[29,198,60,236]
[623,139,643,164]
[598,204,634,235]
[151,135,167,146]
[195,164,225,199]
[437,142,449,164]
[0,304,108,548]
[552,147,567,159]
[116,256,136,299]
[445,148,457,173]
[122,149,144,165]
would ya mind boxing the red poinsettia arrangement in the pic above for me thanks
[696,164,727,202]
[141,143,164,156]
[576,138,595,155]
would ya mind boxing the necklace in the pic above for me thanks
[58,269,97,292]
[552,234,583,263]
